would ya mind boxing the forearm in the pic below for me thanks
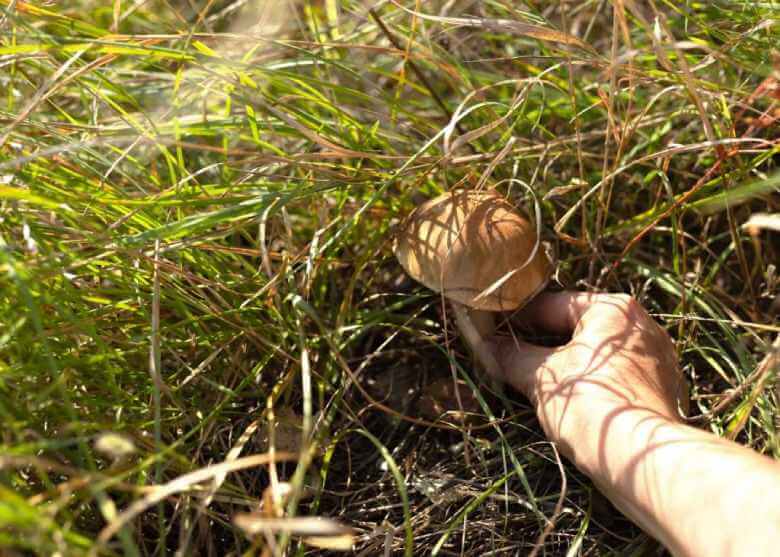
[500,292,780,555]
[565,404,780,557]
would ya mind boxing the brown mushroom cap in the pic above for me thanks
[394,190,551,312]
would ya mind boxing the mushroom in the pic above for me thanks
[394,190,552,379]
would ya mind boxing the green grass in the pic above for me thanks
[0,0,778,554]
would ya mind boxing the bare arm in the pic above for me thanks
[493,291,780,557]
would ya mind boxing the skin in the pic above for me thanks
[492,291,780,557]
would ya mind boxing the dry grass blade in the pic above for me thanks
[233,514,354,536]
[528,444,567,557]
[90,453,296,555]
[234,514,355,551]
[683,331,778,424]
[369,8,461,133]
[743,213,780,233]
[389,0,595,52]
[202,418,261,507]
[725,335,780,440]
[554,137,772,235]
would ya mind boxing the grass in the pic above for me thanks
[0,0,778,554]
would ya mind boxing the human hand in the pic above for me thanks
[492,291,689,461]
[492,291,780,557]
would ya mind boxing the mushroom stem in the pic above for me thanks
[451,303,501,380]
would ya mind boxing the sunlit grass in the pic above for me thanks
[1,0,778,554]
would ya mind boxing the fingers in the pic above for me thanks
[498,291,648,401]
[519,291,645,338]
[518,291,603,334]
[492,335,559,400]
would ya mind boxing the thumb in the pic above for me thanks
[491,336,561,401]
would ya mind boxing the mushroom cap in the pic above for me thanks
[394,190,551,311]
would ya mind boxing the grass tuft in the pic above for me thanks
[0,0,778,554]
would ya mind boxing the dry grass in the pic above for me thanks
[0,0,778,555]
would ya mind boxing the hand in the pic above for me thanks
[492,291,780,557]
[493,291,689,460]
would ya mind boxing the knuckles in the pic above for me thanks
[582,293,646,328]
[607,294,648,323]
[606,293,641,312]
